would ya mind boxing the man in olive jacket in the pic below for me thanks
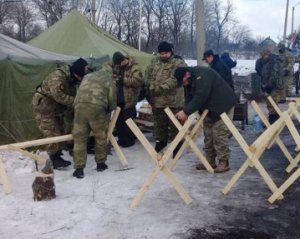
[174,66,236,173]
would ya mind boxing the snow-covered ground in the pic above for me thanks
[1,60,300,238]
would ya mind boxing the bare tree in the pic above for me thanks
[9,2,34,42]
[212,0,235,53]
[230,24,251,52]
[32,0,68,27]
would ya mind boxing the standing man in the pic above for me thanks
[221,52,237,75]
[203,49,234,90]
[72,66,117,179]
[32,58,88,169]
[112,52,143,147]
[258,49,283,124]
[278,41,295,100]
[174,66,236,173]
[145,41,186,154]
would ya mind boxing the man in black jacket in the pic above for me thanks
[203,49,234,90]
[174,66,236,173]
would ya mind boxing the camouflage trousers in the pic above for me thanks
[152,107,181,143]
[203,107,234,164]
[34,112,66,155]
[72,103,109,169]
[32,93,73,155]
[267,89,281,116]
[282,75,294,99]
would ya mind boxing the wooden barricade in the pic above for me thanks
[126,117,193,209]
[0,108,127,193]
[268,110,300,203]
[164,108,214,173]
[220,112,284,200]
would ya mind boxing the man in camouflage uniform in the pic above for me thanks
[144,41,186,155]
[278,41,295,99]
[72,66,117,179]
[32,58,88,169]
[259,49,283,124]
[174,66,236,173]
[112,52,143,147]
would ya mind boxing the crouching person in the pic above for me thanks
[174,66,236,173]
[72,66,117,179]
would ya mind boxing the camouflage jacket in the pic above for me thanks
[74,67,117,113]
[33,65,76,114]
[279,50,295,75]
[261,54,283,90]
[112,57,143,109]
[144,55,186,108]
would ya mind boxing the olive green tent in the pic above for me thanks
[29,10,153,71]
[0,33,108,144]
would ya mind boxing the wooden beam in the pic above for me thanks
[0,157,11,194]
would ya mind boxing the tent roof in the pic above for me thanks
[0,33,76,61]
[28,10,152,68]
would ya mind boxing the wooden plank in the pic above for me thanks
[126,118,157,161]
[0,157,11,194]
[130,166,161,209]
[7,145,47,163]
[0,134,73,151]
[268,168,300,203]
[162,166,192,204]
[109,135,128,167]
[107,107,121,144]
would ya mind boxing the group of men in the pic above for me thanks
[255,41,295,124]
[32,41,237,179]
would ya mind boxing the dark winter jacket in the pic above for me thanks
[210,54,234,90]
[183,66,237,122]
[221,53,237,69]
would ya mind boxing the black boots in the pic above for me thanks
[155,140,167,153]
[73,168,84,179]
[49,151,71,169]
[97,162,108,172]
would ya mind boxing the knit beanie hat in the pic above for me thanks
[174,67,190,86]
[158,41,172,53]
[113,52,126,65]
[70,58,88,77]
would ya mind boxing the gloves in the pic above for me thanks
[284,70,290,77]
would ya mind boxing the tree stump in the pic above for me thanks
[32,172,56,201]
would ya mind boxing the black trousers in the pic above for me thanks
[116,107,136,145]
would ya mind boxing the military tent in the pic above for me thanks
[29,10,153,71]
[0,33,108,144]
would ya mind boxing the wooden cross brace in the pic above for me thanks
[266,97,300,173]
[268,110,300,203]
[164,108,214,173]
[0,155,11,194]
[220,112,284,200]
[126,117,193,209]
[251,100,294,165]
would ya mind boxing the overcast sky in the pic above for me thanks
[232,0,300,42]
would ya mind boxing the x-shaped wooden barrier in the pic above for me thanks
[220,112,284,200]
[268,110,300,203]
[164,108,214,173]
[126,117,193,209]
[0,107,127,193]
[266,97,300,173]
[251,100,294,165]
